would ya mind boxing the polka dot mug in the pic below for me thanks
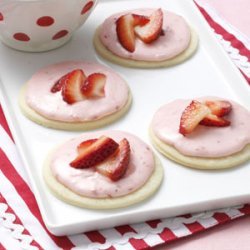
[0,0,97,52]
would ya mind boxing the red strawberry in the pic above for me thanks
[116,14,136,52]
[70,136,119,169]
[61,69,87,104]
[204,100,232,117]
[51,73,69,93]
[132,14,150,26]
[179,100,211,135]
[81,73,106,98]
[77,139,97,154]
[134,8,163,44]
[200,114,231,127]
[96,138,130,181]
[116,13,149,52]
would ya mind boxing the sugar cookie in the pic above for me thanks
[150,98,250,169]
[43,130,163,209]
[19,61,131,130]
[94,8,198,68]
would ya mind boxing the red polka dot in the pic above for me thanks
[0,13,3,21]
[81,1,94,15]
[52,30,69,40]
[13,33,30,42]
[37,16,54,27]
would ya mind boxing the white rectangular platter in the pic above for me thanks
[0,0,250,236]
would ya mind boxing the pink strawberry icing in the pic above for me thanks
[25,61,129,122]
[99,9,191,61]
[151,98,250,157]
[50,130,155,198]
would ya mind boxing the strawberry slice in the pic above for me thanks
[77,139,97,154]
[61,69,87,104]
[70,136,119,169]
[96,138,130,181]
[81,73,106,98]
[116,14,136,52]
[51,73,69,93]
[134,8,163,44]
[200,114,230,127]
[204,100,232,117]
[179,100,211,135]
[132,14,150,26]
[116,13,149,52]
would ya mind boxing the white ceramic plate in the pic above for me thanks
[0,0,249,236]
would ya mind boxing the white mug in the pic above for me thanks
[0,0,97,52]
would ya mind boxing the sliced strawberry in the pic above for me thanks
[70,136,119,169]
[200,114,230,127]
[179,100,211,135]
[204,100,232,117]
[116,13,150,52]
[61,69,87,104]
[81,73,106,98]
[116,14,136,52]
[132,14,150,26]
[134,8,163,44]
[77,139,97,155]
[51,73,69,93]
[96,138,130,181]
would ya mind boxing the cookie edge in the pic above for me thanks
[43,150,164,209]
[19,84,132,131]
[149,128,250,169]
[93,26,199,68]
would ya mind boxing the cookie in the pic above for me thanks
[150,98,250,169]
[19,61,132,130]
[94,8,198,68]
[43,130,163,209]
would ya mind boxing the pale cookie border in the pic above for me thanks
[19,84,132,131]
[149,128,250,170]
[93,26,199,68]
[43,152,164,209]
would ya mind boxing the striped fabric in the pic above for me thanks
[195,0,250,83]
[0,2,250,250]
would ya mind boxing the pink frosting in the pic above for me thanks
[50,131,155,198]
[99,9,191,61]
[151,98,250,157]
[25,61,129,122]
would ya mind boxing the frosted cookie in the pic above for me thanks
[43,130,163,209]
[150,98,250,169]
[94,8,198,68]
[19,61,132,130]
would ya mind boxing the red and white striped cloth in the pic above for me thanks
[195,0,250,83]
[1,2,250,250]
